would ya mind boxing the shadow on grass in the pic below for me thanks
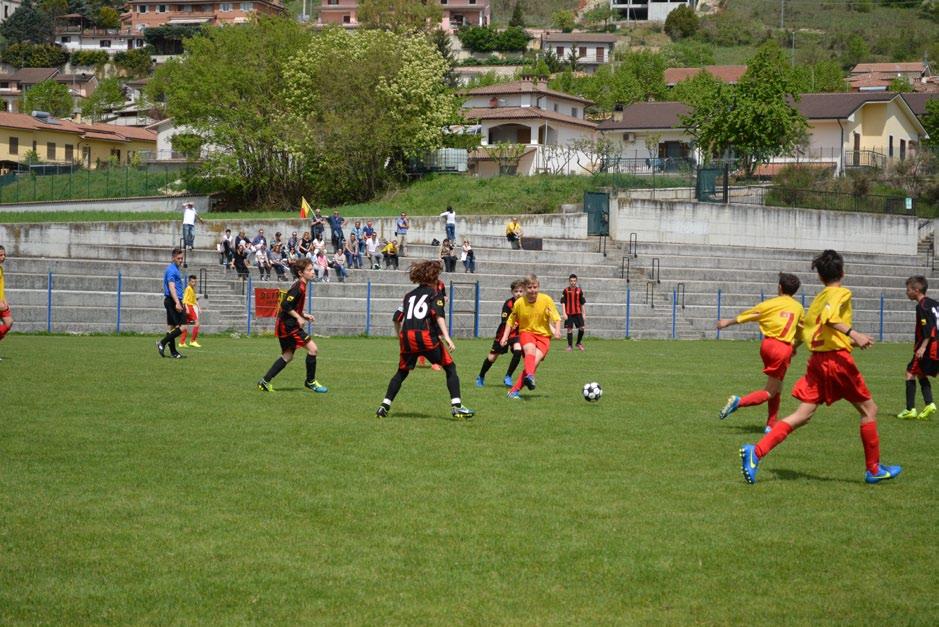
[770,468,851,483]
[726,425,769,435]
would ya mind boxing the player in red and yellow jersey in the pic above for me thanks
[0,245,12,345]
[500,273,562,399]
[177,275,202,348]
[716,273,804,432]
[740,250,901,485]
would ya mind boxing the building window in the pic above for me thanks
[327,0,338,4]
[900,138,906,161]
[888,135,894,158]
[553,103,558,112]
[82,146,91,166]
[9,137,18,155]
[61,36,71,44]
[100,40,111,48]
[221,2,232,10]
[240,1,253,9]
[571,107,579,118]
[158,4,167,12]
[137,39,145,47]
[556,46,564,57]
[47,142,56,160]
[65,144,74,162]
[579,47,587,58]
[469,0,476,4]
[596,47,604,62]
[182,4,192,11]
[111,148,121,162]
[342,14,351,23]
[138,4,147,12]
[4,6,8,18]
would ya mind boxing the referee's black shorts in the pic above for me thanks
[164,296,187,327]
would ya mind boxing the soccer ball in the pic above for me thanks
[583,382,602,402]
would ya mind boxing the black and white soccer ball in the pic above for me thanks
[583,382,602,402]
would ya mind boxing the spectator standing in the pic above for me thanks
[219,229,234,267]
[328,210,346,253]
[181,201,204,250]
[366,234,383,269]
[310,208,326,242]
[461,239,476,273]
[395,212,410,257]
[287,231,299,259]
[506,217,523,250]
[382,239,400,270]
[439,238,457,272]
[439,205,456,242]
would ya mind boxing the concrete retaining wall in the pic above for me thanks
[612,197,920,255]
[0,195,211,214]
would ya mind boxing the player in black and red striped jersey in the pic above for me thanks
[257,258,328,393]
[376,260,474,419]
[418,276,447,370]
[897,275,939,420]
[560,273,587,351]
[476,279,525,387]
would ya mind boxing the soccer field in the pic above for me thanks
[1,335,936,623]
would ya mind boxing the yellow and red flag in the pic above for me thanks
[299,197,312,219]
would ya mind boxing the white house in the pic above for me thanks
[540,32,619,74]
[610,0,696,22]
[597,101,697,173]
[54,14,144,52]
[0,0,21,24]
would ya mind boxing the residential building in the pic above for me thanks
[540,32,618,74]
[0,68,60,114]
[664,65,746,88]
[0,0,21,23]
[848,62,932,93]
[315,0,490,33]
[597,101,695,170]
[0,111,156,170]
[460,80,597,176]
[610,0,696,22]
[55,14,144,52]
[55,73,99,100]
[122,0,285,32]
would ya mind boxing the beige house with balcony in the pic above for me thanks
[315,0,489,32]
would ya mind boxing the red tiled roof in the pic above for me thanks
[462,80,594,105]
[542,32,620,44]
[462,106,597,129]
[7,68,60,84]
[597,102,691,130]
[851,62,927,75]
[0,111,155,142]
[664,65,747,87]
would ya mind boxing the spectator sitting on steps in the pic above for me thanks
[330,249,348,282]
[506,217,522,250]
[366,234,383,270]
[314,250,330,282]
[345,235,362,269]
[461,239,476,273]
[382,239,400,270]
[255,243,272,281]
[439,238,457,272]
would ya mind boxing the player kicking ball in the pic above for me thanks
[376,260,474,419]
[896,275,938,421]
[476,279,525,388]
[501,274,562,400]
[716,273,804,433]
[740,250,901,485]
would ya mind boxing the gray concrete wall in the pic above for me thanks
[612,197,920,255]
[0,195,211,214]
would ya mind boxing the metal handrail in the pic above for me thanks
[645,280,655,308]
[199,267,208,299]
[621,256,630,282]
[651,257,660,284]
[628,232,638,258]
[676,282,685,309]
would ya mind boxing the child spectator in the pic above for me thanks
[314,250,330,282]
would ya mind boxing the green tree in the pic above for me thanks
[888,75,913,92]
[22,79,73,117]
[662,40,715,67]
[581,5,615,31]
[922,99,939,146]
[96,6,120,29]
[284,28,457,204]
[429,28,457,88]
[508,2,525,28]
[670,69,722,106]
[790,61,848,93]
[358,0,442,34]
[0,0,54,44]
[1,41,67,67]
[80,77,124,121]
[664,5,698,40]
[682,43,808,177]
[841,33,869,68]
[551,10,575,33]
[114,47,154,78]
[148,16,310,207]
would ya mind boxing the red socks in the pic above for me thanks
[178,328,188,344]
[523,353,536,377]
[0,324,9,340]
[859,422,880,474]
[191,327,199,341]
[755,422,793,459]
[739,390,771,407]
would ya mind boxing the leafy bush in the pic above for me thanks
[457,25,530,53]
[70,50,109,67]
[664,5,699,40]
[1,42,67,68]
[114,47,154,78]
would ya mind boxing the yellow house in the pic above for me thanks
[0,110,157,172]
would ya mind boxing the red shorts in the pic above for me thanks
[519,331,551,357]
[0,304,12,320]
[791,350,872,406]
[185,304,199,324]
[907,355,939,378]
[399,344,454,370]
[760,337,793,380]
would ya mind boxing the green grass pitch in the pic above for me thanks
[1,335,936,623]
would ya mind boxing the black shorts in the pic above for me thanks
[564,314,585,329]
[490,335,520,355]
[164,296,187,327]
[278,327,311,352]
[398,345,454,370]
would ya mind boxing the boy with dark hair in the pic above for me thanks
[157,248,188,359]
[717,273,804,432]
[0,245,12,346]
[740,250,901,485]
[561,273,587,351]
[477,279,525,388]
[376,260,474,419]
[897,275,939,420]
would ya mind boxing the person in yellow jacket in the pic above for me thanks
[178,275,202,348]
[716,273,804,432]
[505,217,522,250]
[381,239,399,270]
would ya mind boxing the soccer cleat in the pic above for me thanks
[566,346,573,352]
[719,395,741,420]
[257,379,274,392]
[451,405,475,419]
[503,375,513,387]
[577,344,585,352]
[475,375,485,388]
[897,408,918,420]
[188,341,202,348]
[156,341,165,358]
[917,403,936,420]
[507,390,521,400]
[523,374,536,390]
[431,364,442,371]
[305,380,328,393]
[740,444,760,484]
[177,342,186,349]
[376,405,388,418]
[865,463,902,484]
[171,353,186,359]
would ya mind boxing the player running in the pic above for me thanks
[897,275,939,420]
[177,274,202,348]
[257,258,328,393]
[0,245,12,351]
[740,250,901,485]
[476,279,525,387]
[716,273,804,432]
[561,273,587,352]
[376,260,474,419]
[501,273,562,400]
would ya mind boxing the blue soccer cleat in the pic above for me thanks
[523,374,536,390]
[475,375,484,388]
[865,463,902,484]
[503,375,513,387]
[719,395,741,420]
[740,444,760,484]
[305,380,328,393]
[507,390,521,400]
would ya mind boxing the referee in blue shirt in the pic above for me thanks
[157,248,188,359]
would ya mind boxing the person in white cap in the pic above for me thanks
[181,201,204,250]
